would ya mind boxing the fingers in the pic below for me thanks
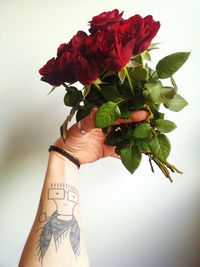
[77,108,149,134]
[77,107,98,133]
[112,110,149,125]
[111,153,120,159]
[103,144,120,159]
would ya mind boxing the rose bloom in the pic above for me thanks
[132,15,160,55]
[39,57,66,86]
[86,30,135,71]
[115,14,160,55]
[39,10,160,86]
[86,13,160,72]
[89,9,124,34]
[39,31,99,86]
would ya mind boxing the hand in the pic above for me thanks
[54,108,149,164]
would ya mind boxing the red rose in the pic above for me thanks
[67,31,99,84]
[115,14,160,56]
[39,57,65,86]
[86,14,160,72]
[89,9,124,34]
[115,15,144,46]
[75,56,99,85]
[86,28,135,72]
[96,30,135,71]
[39,10,160,86]
[39,51,78,86]
[132,15,160,55]
[39,31,99,86]
[56,52,77,84]
[57,43,68,56]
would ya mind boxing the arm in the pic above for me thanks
[19,152,90,267]
[19,108,149,267]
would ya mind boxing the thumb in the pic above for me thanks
[111,153,121,159]
[80,107,98,132]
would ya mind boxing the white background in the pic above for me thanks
[0,0,200,266]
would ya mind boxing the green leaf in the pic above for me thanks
[120,145,142,174]
[102,127,109,136]
[155,119,177,133]
[60,106,77,141]
[133,123,152,139]
[118,68,127,83]
[170,76,178,92]
[137,138,150,152]
[148,69,159,82]
[156,52,190,79]
[105,129,130,146]
[158,86,176,104]
[85,84,103,102]
[64,87,83,107]
[149,134,171,162]
[125,60,140,68]
[132,66,148,81]
[47,86,57,95]
[101,84,121,102]
[145,81,162,102]
[147,42,161,51]
[94,101,121,128]
[165,93,188,112]
[141,50,151,61]
[145,82,176,104]
[76,105,92,122]
[101,70,114,80]
[60,118,69,141]
[83,84,91,99]
[120,107,132,119]
[158,112,165,119]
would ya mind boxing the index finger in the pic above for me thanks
[112,110,149,125]
[79,108,149,133]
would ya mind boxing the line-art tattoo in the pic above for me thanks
[37,183,80,264]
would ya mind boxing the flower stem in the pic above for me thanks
[124,67,134,96]
[140,55,145,68]
[148,154,173,182]
[165,161,183,174]
[143,104,154,121]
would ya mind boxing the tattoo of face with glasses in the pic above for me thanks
[37,183,80,264]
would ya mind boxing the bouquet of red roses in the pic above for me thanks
[39,9,190,182]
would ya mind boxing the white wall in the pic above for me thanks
[0,0,200,266]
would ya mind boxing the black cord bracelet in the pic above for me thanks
[48,145,80,169]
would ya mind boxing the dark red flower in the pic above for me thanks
[67,31,99,84]
[132,15,160,55]
[86,13,160,72]
[115,15,144,46]
[115,14,160,56]
[57,43,68,56]
[93,30,135,71]
[39,58,64,86]
[89,9,124,34]
[39,10,160,86]
[39,31,99,86]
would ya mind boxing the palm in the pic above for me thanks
[54,125,115,164]
[54,108,149,164]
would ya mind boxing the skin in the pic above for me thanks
[54,108,149,164]
[18,108,149,267]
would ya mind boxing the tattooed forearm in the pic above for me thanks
[37,182,81,264]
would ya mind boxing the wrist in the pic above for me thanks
[49,145,80,169]
[48,151,78,178]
